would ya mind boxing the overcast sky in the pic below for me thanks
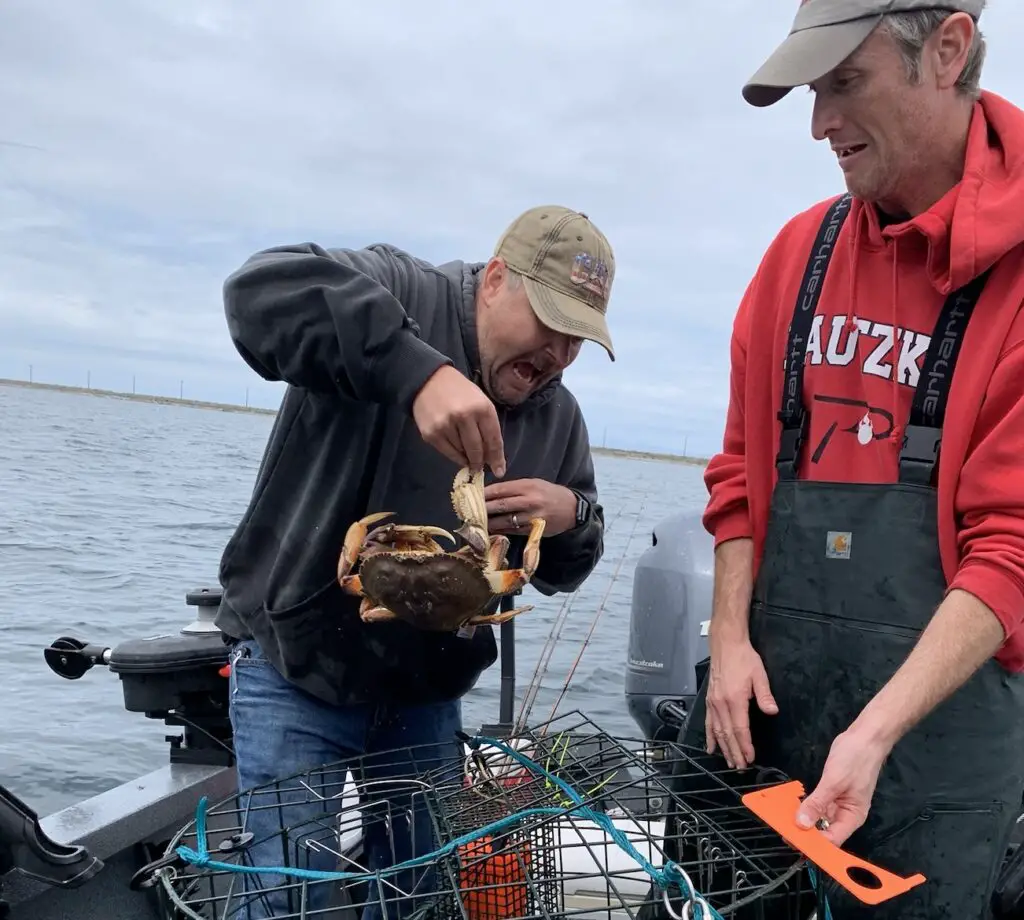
[1,1,1021,456]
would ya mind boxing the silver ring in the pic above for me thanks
[511,513,520,529]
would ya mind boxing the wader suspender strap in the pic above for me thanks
[775,195,992,485]
[899,268,990,485]
[776,194,853,480]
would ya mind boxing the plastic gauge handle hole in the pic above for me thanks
[846,865,883,890]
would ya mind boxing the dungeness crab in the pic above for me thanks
[336,467,546,631]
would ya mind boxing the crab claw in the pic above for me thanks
[364,524,456,554]
[337,511,394,582]
[392,525,457,546]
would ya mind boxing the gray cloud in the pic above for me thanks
[1,0,1021,456]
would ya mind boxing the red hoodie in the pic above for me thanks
[704,90,1024,672]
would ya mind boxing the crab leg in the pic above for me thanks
[360,598,401,623]
[486,534,510,571]
[485,518,546,595]
[339,573,364,596]
[469,607,535,626]
[337,511,395,582]
[469,605,535,626]
[451,466,490,556]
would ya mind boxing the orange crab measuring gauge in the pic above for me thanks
[741,781,927,906]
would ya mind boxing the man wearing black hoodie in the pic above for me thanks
[215,204,616,918]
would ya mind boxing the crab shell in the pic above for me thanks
[357,542,507,632]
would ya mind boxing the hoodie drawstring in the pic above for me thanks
[843,231,859,336]
[841,215,903,447]
[888,238,902,445]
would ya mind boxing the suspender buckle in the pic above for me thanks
[777,425,804,464]
[899,425,941,465]
[898,424,942,485]
[775,414,807,479]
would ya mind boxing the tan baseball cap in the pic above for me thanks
[743,0,985,107]
[493,205,616,361]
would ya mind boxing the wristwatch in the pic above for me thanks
[570,489,592,529]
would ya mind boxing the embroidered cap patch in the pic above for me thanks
[569,251,610,301]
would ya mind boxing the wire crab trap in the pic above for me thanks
[141,710,922,920]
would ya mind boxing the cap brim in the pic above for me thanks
[742,16,879,107]
[522,276,615,362]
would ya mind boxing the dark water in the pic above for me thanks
[0,384,709,816]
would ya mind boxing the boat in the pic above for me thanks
[3,508,1023,919]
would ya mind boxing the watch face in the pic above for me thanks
[576,495,588,526]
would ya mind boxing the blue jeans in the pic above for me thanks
[226,638,463,920]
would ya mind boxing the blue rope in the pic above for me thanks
[174,734,734,919]
[807,867,834,920]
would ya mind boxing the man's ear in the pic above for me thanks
[478,256,507,305]
[930,12,976,90]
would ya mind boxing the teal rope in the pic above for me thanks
[174,734,729,919]
[807,867,834,920]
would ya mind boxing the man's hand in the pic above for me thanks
[792,587,1007,845]
[705,637,778,769]
[484,479,578,536]
[411,366,506,476]
[795,727,889,846]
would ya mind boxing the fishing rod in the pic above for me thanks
[512,497,637,735]
[512,501,632,735]
[543,486,652,728]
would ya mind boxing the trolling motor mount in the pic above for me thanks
[0,784,103,895]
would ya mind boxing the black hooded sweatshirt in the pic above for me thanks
[214,240,605,708]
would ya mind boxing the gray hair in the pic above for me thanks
[880,6,987,99]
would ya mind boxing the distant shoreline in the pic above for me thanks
[0,378,708,467]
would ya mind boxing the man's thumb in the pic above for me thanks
[796,787,829,830]
[752,672,779,715]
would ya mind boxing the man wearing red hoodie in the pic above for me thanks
[695,1,1024,917]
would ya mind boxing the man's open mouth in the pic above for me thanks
[512,360,543,385]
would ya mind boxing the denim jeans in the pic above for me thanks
[226,638,463,920]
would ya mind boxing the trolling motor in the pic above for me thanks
[42,586,233,767]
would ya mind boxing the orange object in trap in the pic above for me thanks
[457,834,532,920]
[742,780,927,906]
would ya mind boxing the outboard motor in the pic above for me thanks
[625,510,714,744]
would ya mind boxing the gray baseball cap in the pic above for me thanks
[742,0,985,107]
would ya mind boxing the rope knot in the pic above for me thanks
[174,845,212,869]
[661,861,687,890]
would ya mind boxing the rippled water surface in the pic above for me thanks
[0,384,709,816]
